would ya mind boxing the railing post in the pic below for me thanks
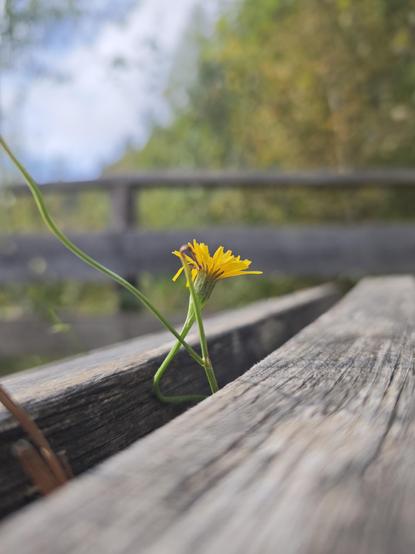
[110,185,139,311]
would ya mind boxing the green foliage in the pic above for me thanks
[0,190,110,233]
[2,0,80,69]
[110,0,415,225]
[0,283,118,320]
[1,1,132,70]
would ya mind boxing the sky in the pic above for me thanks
[1,0,230,181]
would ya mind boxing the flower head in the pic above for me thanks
[172,240,262,302]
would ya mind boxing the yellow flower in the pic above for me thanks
[172,240,262,290]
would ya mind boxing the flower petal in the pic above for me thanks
[172,266,184,282]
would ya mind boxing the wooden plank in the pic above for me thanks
[0,284,339,520]
[9,169,415,194]
[2,225,415,282]
[109,184,139,308]
[110,187,137,231]
[0,276,412,553]
[0,313,182,359]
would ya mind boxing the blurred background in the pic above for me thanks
[1,0,415,375]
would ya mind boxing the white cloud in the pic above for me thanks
[2,0,225,179]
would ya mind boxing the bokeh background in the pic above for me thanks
[1,0,415,374]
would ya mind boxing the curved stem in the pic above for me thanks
[0,136,204,368]
[153,307,207,404]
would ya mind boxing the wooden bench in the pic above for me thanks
[1,276,412,553]
[0,284,337,519]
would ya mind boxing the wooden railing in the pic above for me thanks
[10,168,415,192]
[1,172,415,550]
[3,169,415,283]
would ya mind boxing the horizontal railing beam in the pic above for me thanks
[8,168,415,194]
[2,225,415,282]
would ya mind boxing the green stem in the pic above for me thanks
[201,355,219,395]
[0,136,204,368]
[179,251,219,394]
[152,305,207,404]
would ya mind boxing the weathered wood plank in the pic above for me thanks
[9,169,415,194]
[2,224,415,282]
[0,277,412,554]
[109,186,139,308]
[0,284,338,520]
[110,187,137,232]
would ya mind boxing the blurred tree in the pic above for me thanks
[0,0,135,72]
[109,0,415,226]
[113,0,415,170]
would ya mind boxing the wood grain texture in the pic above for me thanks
[0,277,412,554]
[2,224,415,282]
[9,168,415,194]
[0,285,338,520]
